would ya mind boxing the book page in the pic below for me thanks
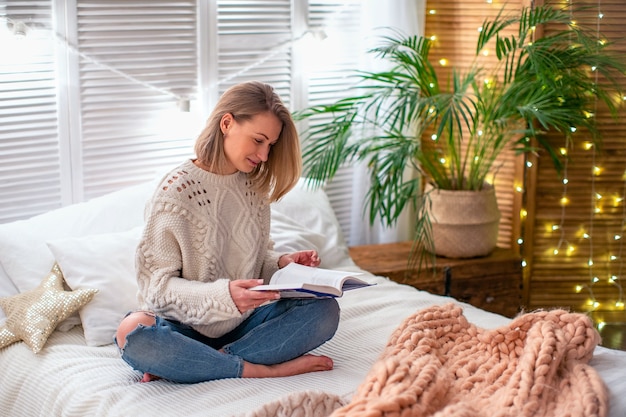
[250,263,371,298]
[270,263,360,289]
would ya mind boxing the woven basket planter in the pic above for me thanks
[425,183,501,258]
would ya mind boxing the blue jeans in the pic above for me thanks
[118,298,340,383]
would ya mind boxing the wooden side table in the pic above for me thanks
[348,241,523,318]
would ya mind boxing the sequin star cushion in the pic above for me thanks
[0,263,97,353]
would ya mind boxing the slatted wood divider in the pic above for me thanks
[525,0,626,323]
[425,0,626,322]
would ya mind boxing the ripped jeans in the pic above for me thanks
[117,297,340,383]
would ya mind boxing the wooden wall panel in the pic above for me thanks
[425,0,626,323]
[526,1,626,324]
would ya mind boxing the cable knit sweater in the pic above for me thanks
[136,160,281,338]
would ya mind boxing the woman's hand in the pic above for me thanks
[278,250,321,268]
[229,279,279,313]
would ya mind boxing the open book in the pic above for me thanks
[251,263,372,298]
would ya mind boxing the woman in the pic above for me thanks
[115,81,340,383]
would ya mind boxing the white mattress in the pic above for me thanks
[1,270,625,417]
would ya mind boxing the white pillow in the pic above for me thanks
[42,180,349,346]
[46,227,143,347]
[271,179,354,269]
[2,178,350,329]
[0,181,154,294]
[270,211,325,255]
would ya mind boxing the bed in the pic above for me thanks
[0,178,625,417]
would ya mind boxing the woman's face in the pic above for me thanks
[221,111,282,174]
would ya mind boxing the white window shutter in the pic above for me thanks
[0,0,385,234]
[74,0,199,200]
[215,0,293,103]
[0,1,62,222]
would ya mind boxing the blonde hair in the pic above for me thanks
[194,81,301,202]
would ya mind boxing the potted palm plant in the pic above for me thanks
[294,2,625,263]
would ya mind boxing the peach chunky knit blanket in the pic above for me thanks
[332,303,608,417]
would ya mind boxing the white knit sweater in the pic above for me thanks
[136,159,281,338]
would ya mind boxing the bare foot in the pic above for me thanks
[242,354,334,378]
[140,372,161,383]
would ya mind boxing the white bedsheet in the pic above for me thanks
[1,270,625,417]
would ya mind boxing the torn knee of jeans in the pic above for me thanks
[118,322,155,352]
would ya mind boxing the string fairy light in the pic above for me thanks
[429,1,626,311]
[551,134,572,257]
[0,15,191,107]
[610,172,626,309]
[1,4,351,107]
[426,0,625,320]
[566,0,625,317]
[565,0,602,312]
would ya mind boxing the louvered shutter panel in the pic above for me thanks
[527,1,626,321]
[424,0,528,249]
[215,0,293,103]
[0,0,379,233]
[0,1,63,222]
[76,0,199,200]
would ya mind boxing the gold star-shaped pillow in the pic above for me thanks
[0,263,97,353]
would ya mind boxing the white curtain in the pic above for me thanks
[341,0,425,246]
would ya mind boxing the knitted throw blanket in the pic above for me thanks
[331,303,608,417]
